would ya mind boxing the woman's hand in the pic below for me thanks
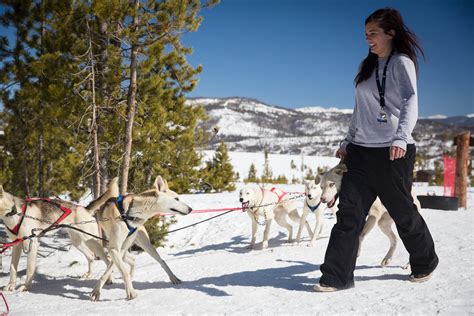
[336,147,347,160]
[389,146,405,160]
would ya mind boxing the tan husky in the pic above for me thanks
[319,162,421,266]
[239,185,311,250]
[0,180,117,292]
[89,175,192,301]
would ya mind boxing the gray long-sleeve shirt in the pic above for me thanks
[342,52,418,151]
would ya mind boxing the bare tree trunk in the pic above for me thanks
[86,19,101,198]
[120,0,140,195]
[454,131,470,209]
[97,17,109,194]
[38,3,45,196]
[38,129,44,196]
[100,143,109,194]
[24,158,30,197]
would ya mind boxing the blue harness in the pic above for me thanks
[116,195,137,236]
[306,200,321,213]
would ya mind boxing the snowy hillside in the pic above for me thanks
[189,97,474,159]
[1,153,473,315]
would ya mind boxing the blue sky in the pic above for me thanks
[0,1,472,117]
[183,0,473,117]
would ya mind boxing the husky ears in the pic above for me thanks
[314,175,321,185]
[108,177,120,197]
[154,176,169,192]
[334,163,348,175]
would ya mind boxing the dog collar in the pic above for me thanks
[116,195,137,236]
[306,200,321,213]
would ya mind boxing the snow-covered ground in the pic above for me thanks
[1,152,473,315]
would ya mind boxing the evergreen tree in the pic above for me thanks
[201,140,236,192]
[0,0,219,246]
[305,167,315,181]
[290,159,297,170]
[291,175,299,184]
[244,163,258,183]
[261,149,273,183]
[274,174,288,184]
[0,0,88,198]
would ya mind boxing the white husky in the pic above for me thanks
[239,185,311,250]
[89,176,192,301]
[295,178,332,246]
[0,181,115,292]
[320,162,421,266]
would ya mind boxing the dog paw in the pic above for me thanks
[170,276,182,284]
[3,283,16,292]
[127,289,138,300]
[90,288,101,301]
[381,257,392,267]
[17,284,29,292]
[262,241,268,249]
[82,272,93,280]
[105,277,113,286]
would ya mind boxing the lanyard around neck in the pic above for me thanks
[375,50,394,109]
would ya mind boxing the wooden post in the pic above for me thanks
[454,131,471,209]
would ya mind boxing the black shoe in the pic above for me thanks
[313,283,338,292]
[314,280,355,292]
[409,272,433,283]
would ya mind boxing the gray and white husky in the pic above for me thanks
[239,185,311,250]
[89,175,192,301]
[0,180,116,292]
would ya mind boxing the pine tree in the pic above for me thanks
[0,0,88,198]
[290,159,297,170]
[201,140,236,192]
[0,0,220,246]
[274,175,288,184]
[244,163,258,183]
[305,167,315,181]
[261,149,273,183]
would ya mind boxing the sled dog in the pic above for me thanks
[295,178,333,246]
[0,180,117,292]
[89,176,192,301]
[239,185,311,250]
[319,162,421,266]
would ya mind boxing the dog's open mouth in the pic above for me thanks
[241,201,250,212]
[327,194,339,208]
[170,208,188,215]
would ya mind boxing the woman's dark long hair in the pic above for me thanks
[355,8,425,86]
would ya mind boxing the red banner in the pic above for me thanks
[443,155,456,197]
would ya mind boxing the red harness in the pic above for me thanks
[1,198,73,254]
[269,187,287,202]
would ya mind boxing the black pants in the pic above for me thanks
[319,143,439,288]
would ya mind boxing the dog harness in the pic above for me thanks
[1,198,73,254]
[269,187,287,202]
[306,200,322,213]
[115,195,137,236]
[5,198,73,235]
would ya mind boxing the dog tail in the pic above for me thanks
[85,177,119,214]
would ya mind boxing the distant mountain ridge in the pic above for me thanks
[188,97,474,159]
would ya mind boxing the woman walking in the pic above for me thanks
[314,8,439,292]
